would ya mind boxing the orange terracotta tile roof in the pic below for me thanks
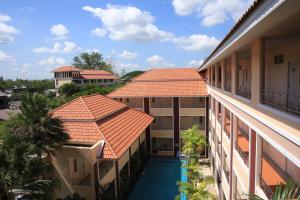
[80,70,118,80]
[50,94,153,159]
[133,68,202,81]
[51,95,126,120]
[98,108,153,159]
[108,68,208,98]
[52,66,81,72]
[52,66,118,80]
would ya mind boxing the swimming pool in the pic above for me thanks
[128,157,187,200]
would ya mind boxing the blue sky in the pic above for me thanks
[0,0,253,79]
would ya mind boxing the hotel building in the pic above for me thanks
[108,68,208,157]
[53,66,118,91]
[50,94,153,199]
[198,0,300,199]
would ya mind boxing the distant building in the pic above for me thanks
[52,66,119,90]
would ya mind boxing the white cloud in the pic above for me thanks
[0,50,15,63]
[146,55,175,67]
[91,28,107,37]
[33,41,81,54]
[173,34,219,51]
[187,59,203,67]
[83,5,174,42]
[114,61,140,72]
[118,50,137,59]
[38,56,65,66]
[63,41,81,53]
[172,0,254,26]
[50,24,69,39]
[0,13,19,44]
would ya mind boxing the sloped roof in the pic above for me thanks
[108,68,208,98]
[133,68,202,81]
[51,94,153,159]
[52,66,81,72]
[51,95,126,121]
[52,66,118,80]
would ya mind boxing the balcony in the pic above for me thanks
[180,116,205,131]
[261,88,300,117]
[260,154,288,199]
[224,110,230,138]
[236,129,249,166]
[150,97,172,108]
[180,97,205,108]
[236,84,251,99]
[124,98,143,109]
[151,116,173,130]
[224,82,231,93]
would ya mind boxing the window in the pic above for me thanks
[109,79,113,82]
[104,79,108,83]
[98,79,103,83]
[126,98,129,103]
[73,158,77,173]
[83,80,89,84]
[151,98,155,103]
[90,79,96,83]
[274,54,284,64]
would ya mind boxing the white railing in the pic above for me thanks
[261,88,300,116]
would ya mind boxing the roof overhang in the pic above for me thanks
[198,0,300,71]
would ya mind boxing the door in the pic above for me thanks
[287,61,300,113]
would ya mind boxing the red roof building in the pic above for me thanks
[51,94,153,159]
[52,66,119,90]
[108,68,208,158]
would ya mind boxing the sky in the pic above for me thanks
[0,0,254,80]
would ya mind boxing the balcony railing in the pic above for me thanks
[236,85,251,99]
[261,88,300,116]
[224,82,231,92]
[236,129,249,166]
[260,175,274,200]
[224,116,230,138]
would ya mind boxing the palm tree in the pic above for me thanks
[248,179,299,200]
[176,124,215,200]
[13,93,69,155]
[0,93,69,199]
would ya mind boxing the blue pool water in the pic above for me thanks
[128,157,187,200]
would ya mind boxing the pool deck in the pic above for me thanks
[128,157,186,200]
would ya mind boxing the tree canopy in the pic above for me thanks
[72,52,113,72]
[0,93,69,199]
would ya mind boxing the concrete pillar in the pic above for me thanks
[255,135,262,189]
[114,161,120,200]
[249,129,257,194]
[231,53,237,95]
[221,59,225,90]
[251,38,264,105]
[232,172,237,199]
[128,148,131,178]
[173,97,180,157]
[232,115,238,150]
[215,64,219,88]
[229,112,234,200]
[144,98,151,155]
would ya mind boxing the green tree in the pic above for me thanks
[59,83,81,97]
[248,179,300,200]
[72,52,113,72]
[176,125,215,200]
[0,93,69,199]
